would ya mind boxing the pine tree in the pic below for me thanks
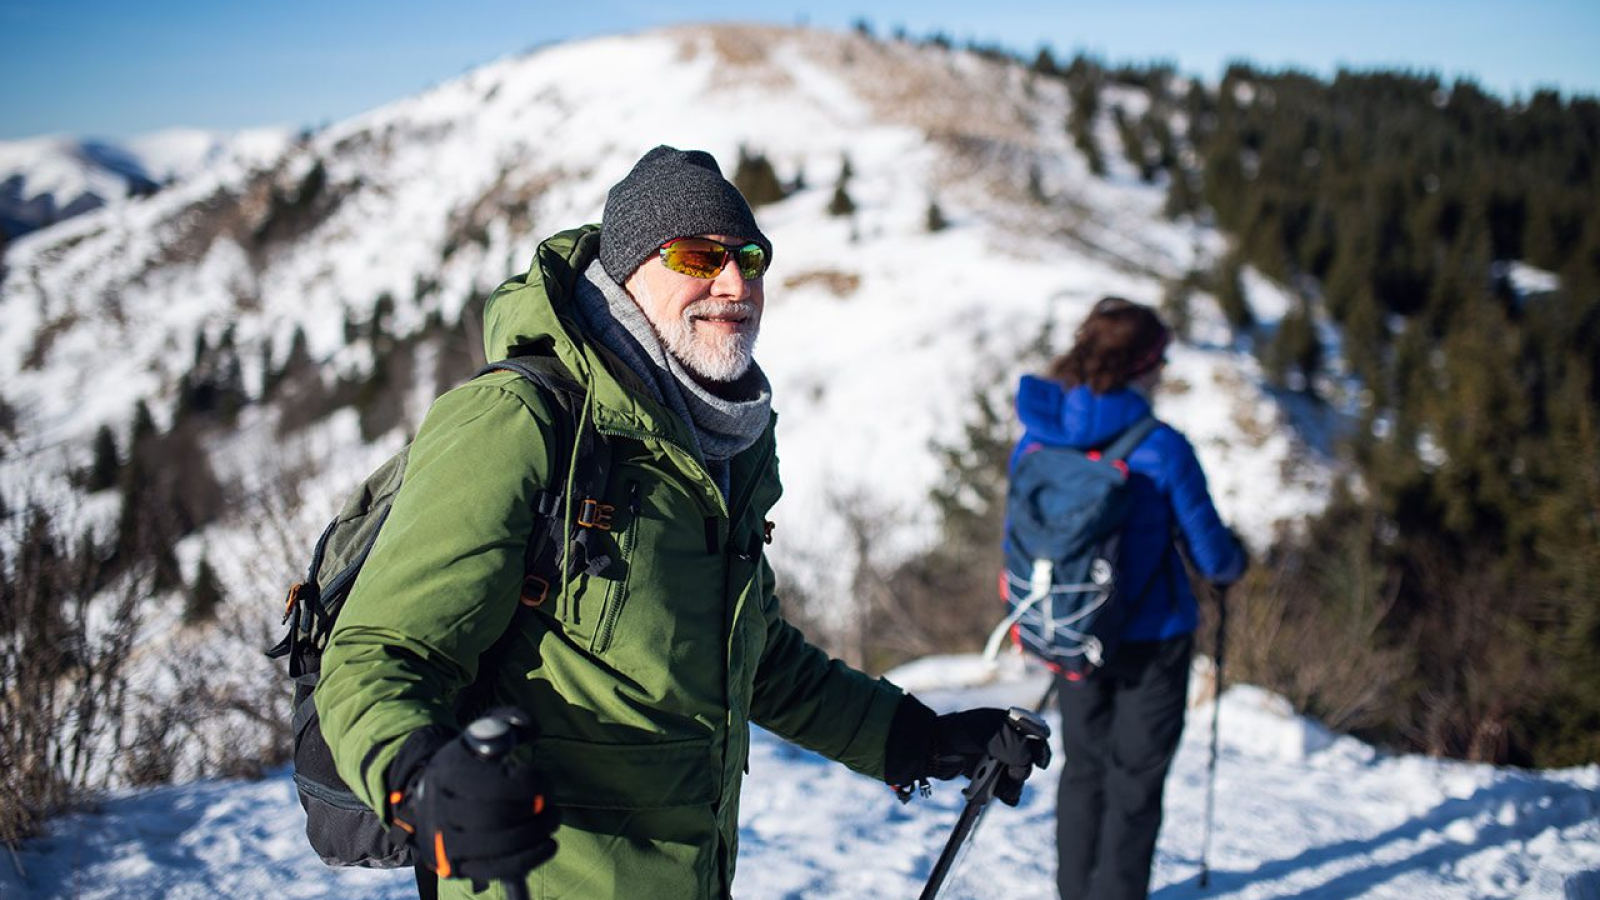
[1112,106,1154,182]
[130,400,156,449]
[1265,298,1322,393]
[1164,167,1200,219]
[1067,78,1106,176]
[1027,164,1047,203]
[87,425,120,492]
[732,147,787,207]
[1160,276,1196,341]
[1031,47,1059,79]
[1214,254,1255,334]
[828,159,856,217]
[184,553,226,624]
[925,198,949,233]
[828,184,857,217]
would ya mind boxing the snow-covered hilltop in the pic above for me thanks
[0,24,1328,588]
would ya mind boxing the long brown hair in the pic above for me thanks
[1047,296,1170,393]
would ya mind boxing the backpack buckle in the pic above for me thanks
[283,582,306,624]
[521,574,550,607]
[577,498,614,530]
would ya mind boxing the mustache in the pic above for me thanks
[683,301,756,321]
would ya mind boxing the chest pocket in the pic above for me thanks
[549,462,643,654]
[555,455,728,663]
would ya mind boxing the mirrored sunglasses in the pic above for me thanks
[658,237,769,280]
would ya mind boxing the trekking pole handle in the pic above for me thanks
[461,712,534,900]
[961,708,1050,802]
[1005,707,1051,741]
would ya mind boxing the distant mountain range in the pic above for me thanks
[0,128,291,244]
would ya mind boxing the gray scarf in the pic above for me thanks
[573,259,772,498]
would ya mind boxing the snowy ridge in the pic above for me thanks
[5,658,1596,899]
[0,25,1330,608]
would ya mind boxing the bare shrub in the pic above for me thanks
[1,501,141,848]
[827,489,951,671]
[816,379,1019,674]
[1405,546,1546,763]
[122,713,180,787]
[1214,557,1410,736]
[1220,506,1412,738]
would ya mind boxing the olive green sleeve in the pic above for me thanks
[748,558,904,781]
[314,377,560,817]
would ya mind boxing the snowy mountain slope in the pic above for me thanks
[4,660,1596,900]
[0,24,1328,581]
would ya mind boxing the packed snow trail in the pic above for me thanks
[5,657,1597,899]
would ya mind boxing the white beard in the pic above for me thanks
[644,293,760,382]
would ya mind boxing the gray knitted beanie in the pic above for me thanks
[599,145,773,283]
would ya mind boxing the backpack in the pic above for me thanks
[266,356,616,869]
[986,416,1164,677]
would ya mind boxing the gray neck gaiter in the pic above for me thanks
[573,259,772,498]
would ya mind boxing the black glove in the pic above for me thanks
[883,696,1051,806]
[984,715,1053,806]
[386,713,560,887]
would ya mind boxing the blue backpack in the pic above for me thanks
[988,416,1162,677]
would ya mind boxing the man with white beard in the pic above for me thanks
[314,145,1048,900]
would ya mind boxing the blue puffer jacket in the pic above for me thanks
[1012,375,1245,642]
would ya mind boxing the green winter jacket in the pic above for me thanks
[315,225,905,899]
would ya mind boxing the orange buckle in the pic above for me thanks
[763,520,775,545]
[521,575,551,607]
[282,582,305,624]
[577,498,615,530]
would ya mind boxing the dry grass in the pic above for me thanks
[781,269,861,298]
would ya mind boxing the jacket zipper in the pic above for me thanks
[725,436,777,538]
[594,480,642,653]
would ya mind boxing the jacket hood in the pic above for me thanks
[482,224,601,368]
[1015,374,1152,449]
[481,224,690,446]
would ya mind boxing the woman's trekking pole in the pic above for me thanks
[1197,583,1229,889]
[1033,675,1060,714]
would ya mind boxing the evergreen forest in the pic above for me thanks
[1031,52,1600,767]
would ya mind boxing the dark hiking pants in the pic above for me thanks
[1056,634,1192,900]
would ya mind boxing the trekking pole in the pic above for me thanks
[1197,583,1229,889]
[462,714,534,900]
[918,707,1051,900]
[1033,674,1060,714]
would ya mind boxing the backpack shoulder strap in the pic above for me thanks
[458,354,611,720]
[476,357,584,401]
[470,355,615,606]
[1102,415,1160,463]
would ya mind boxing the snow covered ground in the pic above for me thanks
[7,655,1596,900]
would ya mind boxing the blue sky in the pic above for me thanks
[3,0,1597,140]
